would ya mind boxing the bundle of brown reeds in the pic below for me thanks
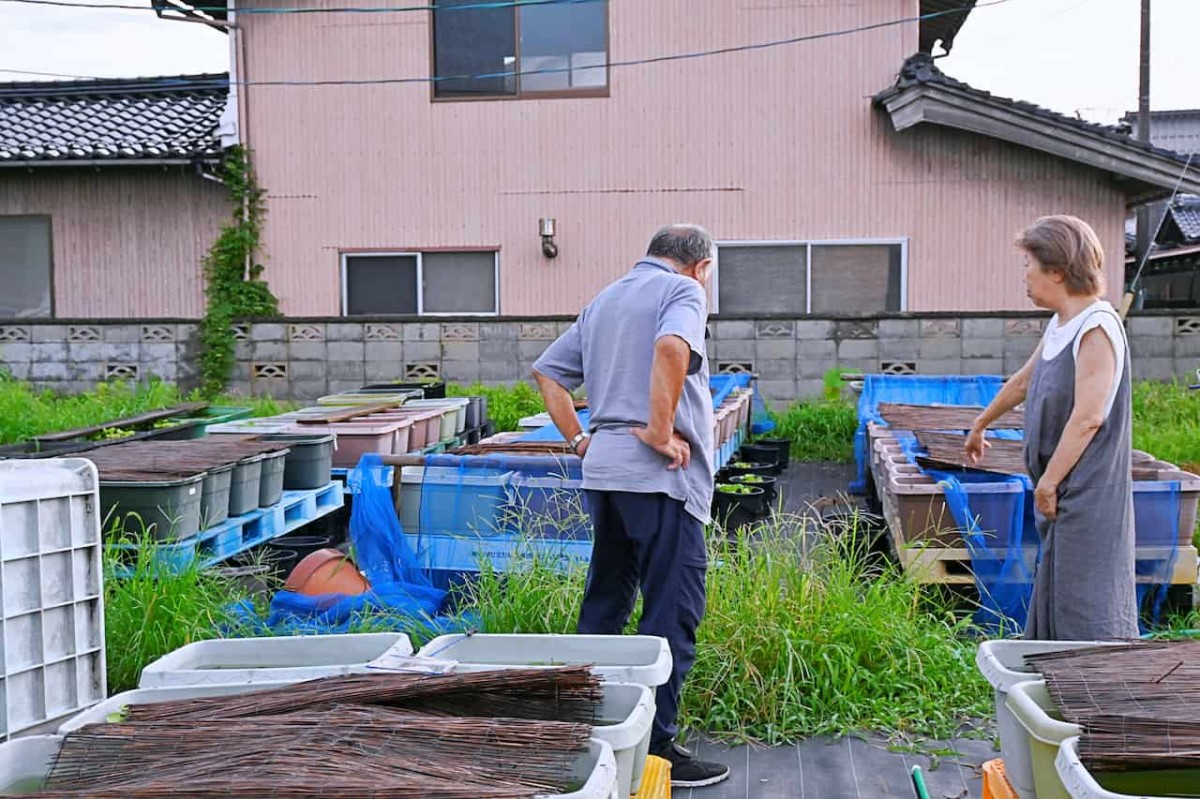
[35,707,590,798]
[914,431,1027,476]
[1025,640,1200,723]
[879,403,1023,431]
[1078,714,1200,772]
[126,667,602,725]
[84,439,294,482]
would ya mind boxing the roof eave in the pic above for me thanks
[876,84,1200,202]
[0,157,220,169]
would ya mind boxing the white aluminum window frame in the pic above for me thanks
[340,250,501,317]
[712,238,909,315]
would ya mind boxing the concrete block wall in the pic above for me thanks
[2,314,1198,406]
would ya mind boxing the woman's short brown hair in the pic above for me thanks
[1016,215,1106,296]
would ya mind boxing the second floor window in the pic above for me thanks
[433,0,608,99]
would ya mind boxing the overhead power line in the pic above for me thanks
[0,0,1012,89]
[0,0,595,15]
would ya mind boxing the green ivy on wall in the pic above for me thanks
[198,147,280,397]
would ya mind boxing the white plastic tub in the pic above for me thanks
[593,682,654,798]
[1006,679,1081,799]
[405,399,469,439]
[549,739,620,799]
[1056,736,1195,799]
[416,633,673,688]
[976,640,1121,799]
[137,633,413,688]
[0,734,60,794]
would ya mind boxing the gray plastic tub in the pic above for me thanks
[101,474,204,540]
[228,455,264,516]
[200,464,232,529]
[259,433,335,490]
[465,396,483,429]
[258,449,289,507]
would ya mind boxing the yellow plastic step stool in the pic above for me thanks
[633,755,671,799]
[982,759,1018,799]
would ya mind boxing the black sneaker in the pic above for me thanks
[652,741,731,788]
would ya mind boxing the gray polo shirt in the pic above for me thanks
[533,257,715,524]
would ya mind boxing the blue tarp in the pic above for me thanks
[234,454,474,636]
[851,374,1007,494]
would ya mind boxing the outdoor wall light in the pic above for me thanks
[540,218,559,259]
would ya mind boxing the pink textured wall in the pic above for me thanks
[238,0,1127,316]
[0,169,224,317]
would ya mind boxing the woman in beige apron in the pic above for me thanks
[966,215,1137,641]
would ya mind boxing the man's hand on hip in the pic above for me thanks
[633,428,691,470]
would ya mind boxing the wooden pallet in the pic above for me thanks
[896,543,1198,585]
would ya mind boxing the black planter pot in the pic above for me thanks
[755,438,793,470]
[739,444,782,475]
[273,533,334,565]
[730,474,777,507]
[713,484,767,520]
[726,461,775,479]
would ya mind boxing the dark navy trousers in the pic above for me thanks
[578,490,707,747]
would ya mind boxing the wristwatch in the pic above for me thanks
[568,431,591,454]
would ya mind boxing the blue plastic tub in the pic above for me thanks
[1133,479,1187,547]
[507,474,592,540]
[404,530,594,590]
[399,466,511,537]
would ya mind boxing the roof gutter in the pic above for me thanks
[0,158,220,169]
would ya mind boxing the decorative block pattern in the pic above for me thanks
[518,323,557,341]
[881,361,917,375]
[139,325,175,343]
[919,319,961,338]
[405,362,441,380]
[365,323,401,341]
[836,320,878,340]
[288,324,325,342]
[230,324,250,340]
[717,361,754,374]
[1174,317,1200,336]
[67,326,100,343]
[104,363,138,380]
[1004,319,1044,337]
[252,362,288,379]
[755,321,794,339]
[0,327,31,342]
[441,323,479,342]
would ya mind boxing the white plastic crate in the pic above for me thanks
[137,632,413,687]
[0,459,105,740]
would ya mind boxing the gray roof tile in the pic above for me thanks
[0,74,229,164]
[1169,196,1200,242]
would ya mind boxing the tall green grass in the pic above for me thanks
[447,381,546,432]
[459,515,989,743]
[769,401,857,463]
[103,532,251,694]
[1131,380,1200,469]
[0,373,293,445]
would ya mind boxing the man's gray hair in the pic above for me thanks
[646,224,713,268]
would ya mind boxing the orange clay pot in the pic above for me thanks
[283,548,370,597]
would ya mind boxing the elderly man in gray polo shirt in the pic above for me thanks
[533,225,729,789]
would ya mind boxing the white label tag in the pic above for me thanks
[366,641,458,674]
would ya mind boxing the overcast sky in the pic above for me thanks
[0,0,1195,124]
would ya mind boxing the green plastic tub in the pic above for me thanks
[200,464,233,529]
[101,474,205,540]
[258,449,290,507]
[1006,680,1081,799]
[258,433,335,490]
[154,406,256,440]
[229,455,264,516]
